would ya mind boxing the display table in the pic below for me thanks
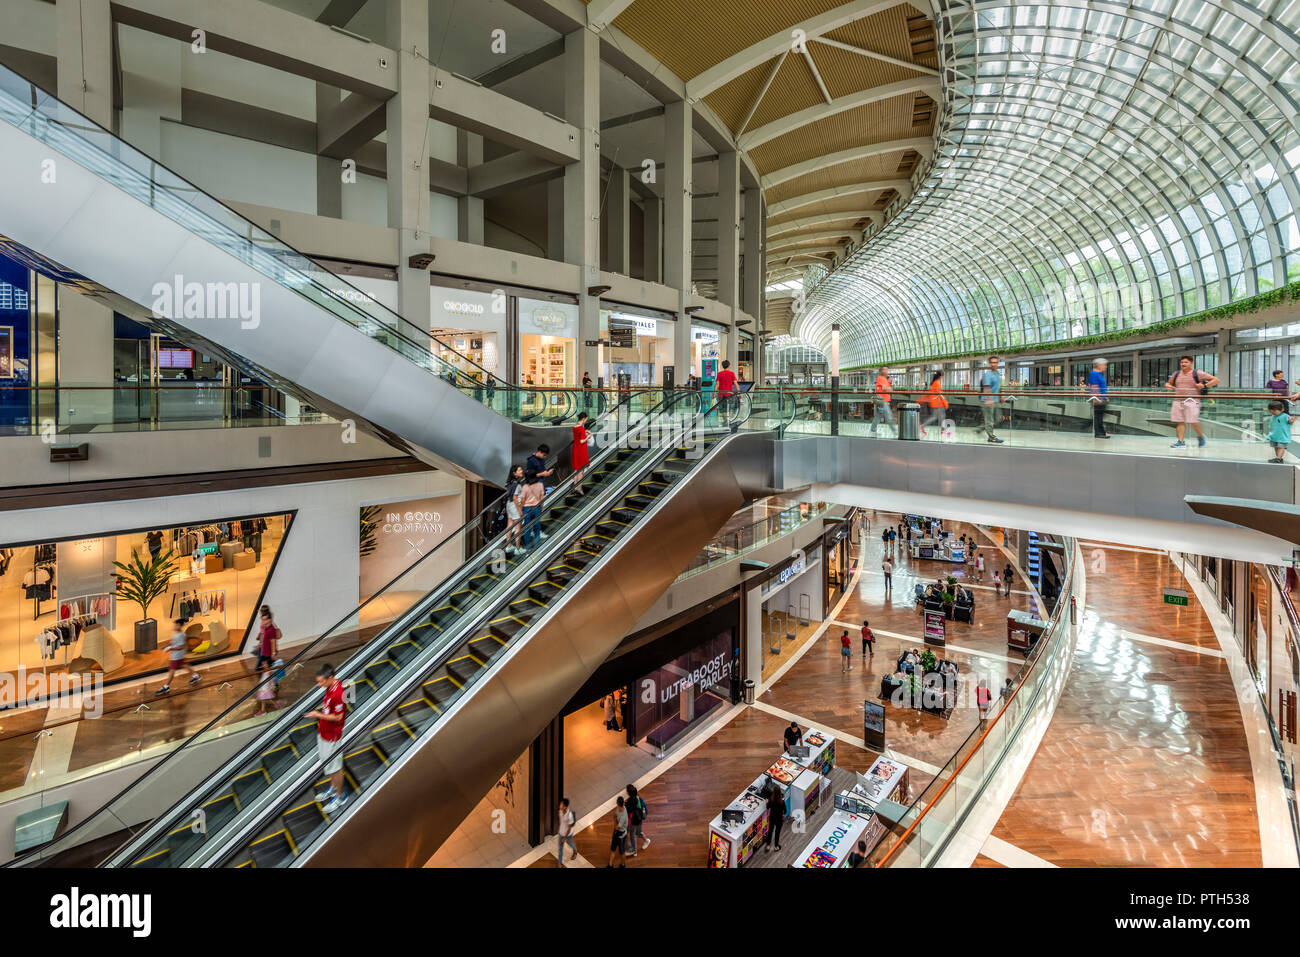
[1007,609,1047,653]
[792,810,885,868]
[857,755,910,808]
[789,727,836,776]
[785,768,823,819]
[708,778,770,868]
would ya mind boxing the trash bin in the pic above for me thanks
[898,402,921,440]
[743,678,756,704]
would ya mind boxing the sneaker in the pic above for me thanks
[154,685,170,696]
[987,437,1004,444]
[1271,457,1285,463]
[539,532,549,540]
[315,786,336,804]
[188,673,202,684]
[1095,434,1110,439]
[324,793,347,816]
[1170,441,1186,448]
[1197,436,1206,447]
[642,838,651,849]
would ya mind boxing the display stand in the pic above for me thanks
[60,592,116,632]
[1007,609,1047,653]
[708,778,771,868]
[792,811,883,868]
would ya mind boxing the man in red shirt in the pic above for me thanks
[309,664,349,815]
[870,366,895,436]
[714,360,738,419]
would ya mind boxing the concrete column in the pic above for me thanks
[57,0,112,128]
[457,131,485,245]
[718,153,741,368]
[316,84,343,219]
[642,195,661,283]
[743,186,764,317]
[745,585,763,688]
[57,0,114,420]
[563,29,601,381]
[1215,331,1230,387]
[665,100,693,379]
[386,0,432,329]
[547,178,565,262]
[1016,528,1029,574]
[605,166,630,275]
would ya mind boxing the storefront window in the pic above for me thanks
[631,628,736,751]
[519,297,578,389]
[1,513,291,702]
[601,308,674,385]
[691,324,723,381]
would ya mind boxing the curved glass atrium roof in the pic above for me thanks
[791,0,1300,369]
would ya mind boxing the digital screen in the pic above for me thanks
[157,348,194,368]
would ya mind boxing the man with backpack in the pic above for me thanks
[1165,355,1219,448]
[625,784,650,854]
[861,620,875,661]
[556,797,578,866]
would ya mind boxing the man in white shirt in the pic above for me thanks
[881,557,893,593]
[557,797,578,866]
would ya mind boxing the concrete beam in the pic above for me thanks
[586,0,639,33]
[430,68,580,165]
[475,37,565,88]
[768,210,881,236]
[767,230,855,252]
[58,0,112,127]
[469,151,562,197]
[317,90,387,157]
[111,0,397,99]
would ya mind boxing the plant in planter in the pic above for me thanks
[942,589,956,619]
[919,649,938,674]
[113,547,177,654]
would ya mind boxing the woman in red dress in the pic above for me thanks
[571,411,590,494]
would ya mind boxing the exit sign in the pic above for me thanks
[1163,588,1189,606]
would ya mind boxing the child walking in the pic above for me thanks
[1267,400,1295,463]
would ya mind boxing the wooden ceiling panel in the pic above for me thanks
[743,52,825,132]
[702,59,774,132]
[610,0,847,81]
[822,5,938,69]
[807,42,924,100]
[748,93,918,171]
[772,215,873,237]
[769,192,893,226]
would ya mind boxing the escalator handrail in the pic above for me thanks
[97,390,697,867]
[15,390,678,867]
[0,66,512,398]
[203,405,744,867]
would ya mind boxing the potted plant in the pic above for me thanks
[919,648,938,674]
[941,588,956,619]
[113,547,177,653]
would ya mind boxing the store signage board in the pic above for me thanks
[863,699,885,751]
[923,610,947,646]
[611,312,658,336]
[1162,588,1189,606]
[608,328,637,348]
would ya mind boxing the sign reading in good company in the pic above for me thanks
[520,300,578,337]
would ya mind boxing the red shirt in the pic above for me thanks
[861,626,874,644]
[840,633,852,650]
[715,369,737,395]
[318,679,347,741]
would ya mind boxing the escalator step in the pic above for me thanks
[506,596,548,621]
[283,800,328,848]
[468,635,507,662]
[397,697,438,732]
[444,652,486,684]
[528,580,564,602]
[203,792,241,833]
[409,622,441,644]
[611,507,643,523]
[625,494,655,509]
[364,659,400,686]
[372,721,416,762]
[488,614,529,641]
[164,821,204,860]
[446,586,482,611]
[594,520,627,537]
[544,563,581,584]
[345,743,389,787]
[233,767,273,805]
[247,829,296,868]
[261,742,298,780]
[422,675,462,710]
[561,548,601,569]
[352,677,378,708]
[131,848,172,868]
[386,638,422,667]
[288,721,317,755]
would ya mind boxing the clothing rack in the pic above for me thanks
[23,560,56,621]
[60,592,116,632]
[170,587,227,623]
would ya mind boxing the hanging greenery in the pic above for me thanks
[842,280,1300,372]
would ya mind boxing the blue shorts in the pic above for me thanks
[840,646,851,657]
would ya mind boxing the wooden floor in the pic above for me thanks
[990,544,1262,867]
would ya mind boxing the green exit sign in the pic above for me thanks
[1163,588,1189,606]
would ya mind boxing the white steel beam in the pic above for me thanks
[686,0,911,101]
[586,0,638,33]
[767,180,909,218]
[769,211,882,236]
[813,36,940,77]
[762,136,931,188]
[739,77,940,150]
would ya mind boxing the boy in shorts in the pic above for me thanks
[155,618,201,695]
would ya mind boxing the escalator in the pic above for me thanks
[102,397,772,867]
[0,64,574,481]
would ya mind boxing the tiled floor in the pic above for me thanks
[562,699,661,818]
[989,543,1262,866]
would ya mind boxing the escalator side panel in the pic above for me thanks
[299,431,775,867]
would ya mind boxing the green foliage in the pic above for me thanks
[359,505,382,558]
[843,280,1300,372]
[919,648,938,672]
[112,547,177,622]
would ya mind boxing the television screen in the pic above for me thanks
[157,348,194,368]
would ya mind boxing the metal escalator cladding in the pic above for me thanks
[104,400,694,869]
[212,430,729,867]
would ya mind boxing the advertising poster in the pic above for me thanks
[924,609,947,645]
[0,326,11,378]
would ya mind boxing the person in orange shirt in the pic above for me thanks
[922,373,948,437]
[870,366,895,436]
